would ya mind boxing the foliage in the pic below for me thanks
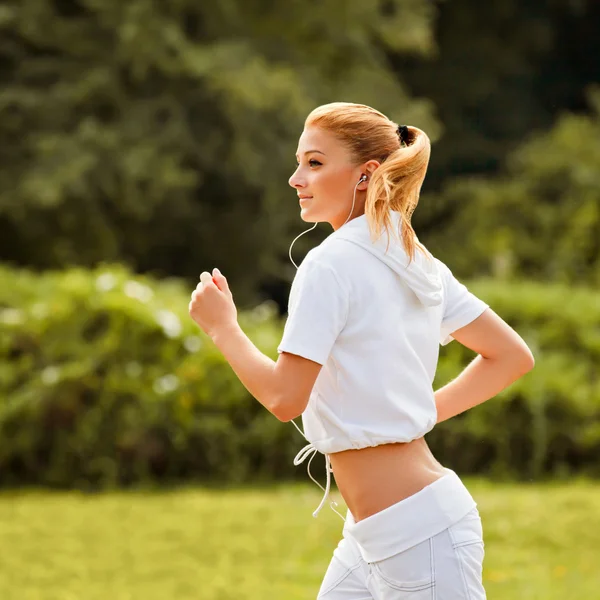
[396,0,600,189]
[0,0,598,307]
[430,275,600,480]
[0,263,292,487]
[420,87,600,285]
[0,0,438,304]
[1,263,599,488]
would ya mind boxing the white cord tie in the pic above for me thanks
[291,421,345,521]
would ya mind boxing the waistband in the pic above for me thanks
[343,469,476,563]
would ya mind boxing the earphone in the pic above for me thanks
[288,174,368,269]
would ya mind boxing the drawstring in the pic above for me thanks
[288,207,359,523]
[290,419,346,521]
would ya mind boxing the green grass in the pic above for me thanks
[0,479,599,599]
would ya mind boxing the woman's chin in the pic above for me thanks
[299,208,318,223]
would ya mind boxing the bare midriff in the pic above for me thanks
[328,437,448,523]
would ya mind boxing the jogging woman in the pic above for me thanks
[189,102,535,599]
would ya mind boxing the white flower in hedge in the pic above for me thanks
[31,303,48,320]
[155,310,182,338]
[153,374,180,395]
[0,308,25,325]
[251,301,277,322]
[41,366,60,385]
[96,273,117,292]
[125,362,143,378]
[183,335,203,353]
[124,280,154,303]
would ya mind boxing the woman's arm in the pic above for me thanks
[189,269,322,422]
[434,308,535,423]
[212,324,322,422]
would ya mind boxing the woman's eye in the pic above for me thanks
[295,158,322,168]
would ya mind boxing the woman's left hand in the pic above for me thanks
[189,268,238,339]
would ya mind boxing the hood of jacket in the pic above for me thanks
[329,212,443,307]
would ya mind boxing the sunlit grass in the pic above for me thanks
[0,479,598,599]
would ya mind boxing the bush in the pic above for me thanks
[1,264,599,488]
[430,279,600,479]
[0,264,298,489]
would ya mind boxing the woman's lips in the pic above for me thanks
[299,196,313,204]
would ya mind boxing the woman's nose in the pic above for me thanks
[288,169,305,189]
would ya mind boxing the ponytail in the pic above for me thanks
[365,126,431,261]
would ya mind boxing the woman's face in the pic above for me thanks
[289,126,368,230]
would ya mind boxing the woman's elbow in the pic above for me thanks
[487,341,535,379]
[515,344,535,376]
[273,406,302,423]
[274,411,297,423]
[271,393,308,423]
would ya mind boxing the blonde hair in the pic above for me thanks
[305,102,431,261]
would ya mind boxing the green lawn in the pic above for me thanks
[0,479,598,599]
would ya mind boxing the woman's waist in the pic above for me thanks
[342,469,477,563]
[329,437,447,522]
[302,417,437,455]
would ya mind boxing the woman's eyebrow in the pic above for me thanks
[296,150,327,158]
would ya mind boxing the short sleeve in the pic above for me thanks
[277,259,349,365]
[437,260,489,346]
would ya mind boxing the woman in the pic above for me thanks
[189,102,535,599]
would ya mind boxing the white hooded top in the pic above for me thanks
[278,211,489,456]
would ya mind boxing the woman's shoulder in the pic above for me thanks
[302,236,366,277]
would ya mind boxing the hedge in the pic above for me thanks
[0,264,599,489]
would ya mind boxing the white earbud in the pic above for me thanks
[359,174,367,183]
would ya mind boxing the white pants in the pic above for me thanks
[318,471,486,599]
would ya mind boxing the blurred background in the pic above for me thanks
[1,1,599,599]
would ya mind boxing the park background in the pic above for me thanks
[1,1,599,598]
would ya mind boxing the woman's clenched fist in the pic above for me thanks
[189,268,238,339]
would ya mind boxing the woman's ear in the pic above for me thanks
[357,160,381,190]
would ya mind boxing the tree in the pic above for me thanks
[0,0,438,305]
[420,87,600,286]
[395,0,600,190]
